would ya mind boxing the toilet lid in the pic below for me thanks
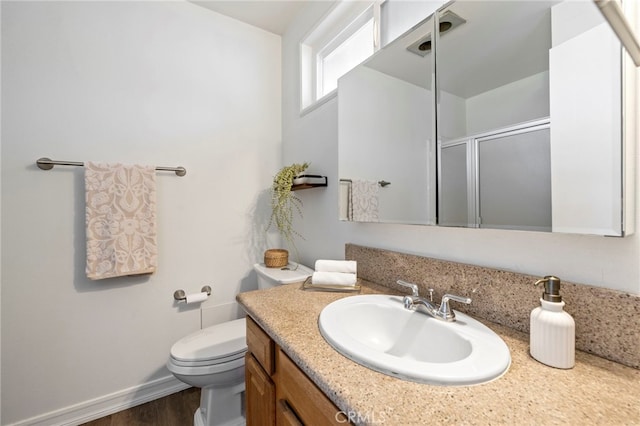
[170,317,247,363]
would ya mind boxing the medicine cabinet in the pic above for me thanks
[338,0,635,236]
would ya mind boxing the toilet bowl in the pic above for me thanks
[167,318,247,426]
[168,262,312,426]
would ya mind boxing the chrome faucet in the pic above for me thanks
[397,280,472,322]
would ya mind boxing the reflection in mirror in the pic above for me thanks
[338,1,629,236]
[439,141,469,227]
[477,121,551,231]
[439,119,552,231]
[437,1,623,234]
[338,16,436,224]
[437,1,553,230]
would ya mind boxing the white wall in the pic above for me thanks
[1,1,280,424]
[283,2,640,295]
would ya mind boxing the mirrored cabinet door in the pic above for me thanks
[338,15,437,225]
[549,1,623,235]
[435,0,627,235]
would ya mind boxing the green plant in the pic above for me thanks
[267,162,309,255]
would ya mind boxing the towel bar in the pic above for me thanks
[339,178,391,187]
[36,157,187,176]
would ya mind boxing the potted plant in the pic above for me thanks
[265,162,309,267]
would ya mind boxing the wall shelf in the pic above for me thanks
[291,175,328,191]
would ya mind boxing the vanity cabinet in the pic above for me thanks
[245,316,350,426]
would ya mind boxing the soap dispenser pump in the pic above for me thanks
[530,276,575,369]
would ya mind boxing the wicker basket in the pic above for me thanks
[264,249,289,268]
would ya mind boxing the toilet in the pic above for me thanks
[254,261,314,290]
[167,262,313,426]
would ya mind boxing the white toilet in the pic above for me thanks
[253,261,314,290]
[167,262,313,426]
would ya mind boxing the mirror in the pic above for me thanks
[338,16,436,225]
[437,1,554,231]
[338,0,629,236]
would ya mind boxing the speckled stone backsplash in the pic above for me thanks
[346,244,640,369]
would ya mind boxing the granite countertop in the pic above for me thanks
[237,282,640,425]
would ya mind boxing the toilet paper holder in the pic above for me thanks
[174,286,212,302]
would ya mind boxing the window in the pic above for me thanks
[300,1,381,112]
[318,14,375,97]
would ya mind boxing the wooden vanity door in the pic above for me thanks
[245,353,275,426]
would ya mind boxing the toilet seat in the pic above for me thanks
[170,351,245,368]
[169,318,247,367]
[168,353,246,376]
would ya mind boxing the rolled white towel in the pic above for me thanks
[314,260,357,274]
[311,271,357,286]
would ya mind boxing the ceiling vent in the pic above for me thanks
[406,10,466,57]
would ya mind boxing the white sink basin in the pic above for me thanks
[318,294,511,386]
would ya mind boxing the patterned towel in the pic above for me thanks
[351,179,379,222]
[84,162,157,280]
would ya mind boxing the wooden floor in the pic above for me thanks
[81,388,200,426]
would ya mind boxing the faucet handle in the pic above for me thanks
[397,280,419,297]
[438,294,472,321]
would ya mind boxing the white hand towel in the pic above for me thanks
[85,162,157,280]
[311,271,357,286]
[314,260,357,274]
[339,180,352,221]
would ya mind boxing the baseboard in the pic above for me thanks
[8,375,190,426]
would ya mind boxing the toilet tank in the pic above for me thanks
[253,262,313,289]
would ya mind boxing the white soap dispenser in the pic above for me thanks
[530,276,575,369]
